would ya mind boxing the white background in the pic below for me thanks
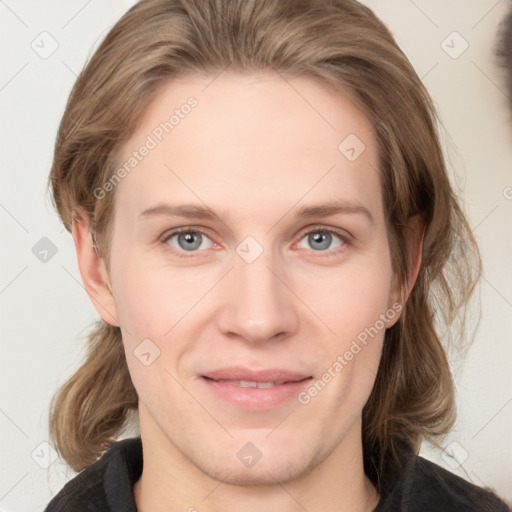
[1,0,511,510]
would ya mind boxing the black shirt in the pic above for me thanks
[44,437,510,511]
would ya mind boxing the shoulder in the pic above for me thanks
[376,455,511,512]
[44,437,142,512]
[44,453,110,512]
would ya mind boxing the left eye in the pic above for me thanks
[164,230,213,252]
[297,229,345,252]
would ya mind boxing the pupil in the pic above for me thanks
[179,232,201,251]
[310,232,331,250]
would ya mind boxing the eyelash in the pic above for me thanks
[160,225,351,260]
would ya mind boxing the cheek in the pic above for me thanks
[300,256,394,344]
[108,253,216,402]
[298,252,394,402]
[110,251,209,338]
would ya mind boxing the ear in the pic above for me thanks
[71,211,120,327]
[386,215,425,328]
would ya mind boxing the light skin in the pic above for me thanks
[72,72,423,512]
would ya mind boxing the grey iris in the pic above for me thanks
[309,232,331,250]
[178,232,202,251]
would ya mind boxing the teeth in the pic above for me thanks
[256,382,275,388]
[239,380,258,388]
[217,379,277,388]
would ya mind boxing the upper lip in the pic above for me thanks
[202,366,311,384]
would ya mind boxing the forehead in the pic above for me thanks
[114,71,382,224]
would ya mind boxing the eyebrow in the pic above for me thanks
[137,200,374,224]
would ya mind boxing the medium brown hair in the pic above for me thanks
[47,0,481,488]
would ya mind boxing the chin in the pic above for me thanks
[201,460,309,487]
[187,438,320,487]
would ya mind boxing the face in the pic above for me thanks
[101,72,401,485]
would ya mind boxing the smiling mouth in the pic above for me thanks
[199,367,314,409]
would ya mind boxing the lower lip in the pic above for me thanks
[201,377,313,410]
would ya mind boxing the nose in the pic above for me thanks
[216,246,299,345]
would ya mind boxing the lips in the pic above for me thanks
[200,367,313,409]
[202,367,311,385]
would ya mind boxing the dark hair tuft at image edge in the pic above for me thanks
[496,4,512,114]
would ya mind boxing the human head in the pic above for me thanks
[48,0,480,489]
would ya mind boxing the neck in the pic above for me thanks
[133,414,379,512]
